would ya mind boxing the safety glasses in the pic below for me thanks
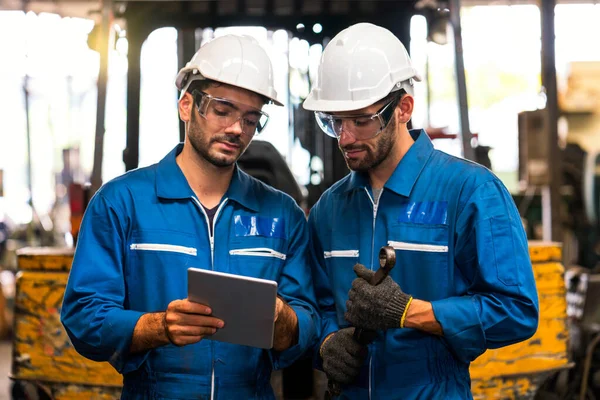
[192,90,270,137]
[314,94,402,140]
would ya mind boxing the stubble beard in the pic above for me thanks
[188,112,248,168]
[341,117,396,172]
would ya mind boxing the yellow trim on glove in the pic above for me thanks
[319,332,336,357]
[400,297,414,328]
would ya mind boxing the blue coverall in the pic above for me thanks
[309,130,539,399]
[61,144,319,400]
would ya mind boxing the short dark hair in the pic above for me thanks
[186,79,221,94]
[379,89,406,105]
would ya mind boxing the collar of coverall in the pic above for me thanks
[346,129,434,198]
[155,143,260,212]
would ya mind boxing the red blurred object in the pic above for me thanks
[426,127,478,141]
[68,183,92,244]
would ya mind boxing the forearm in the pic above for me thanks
[404,299,443,336]
[273,303,299,351]
[130,312,170,353]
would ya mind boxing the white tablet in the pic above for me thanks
[187,267,278,349]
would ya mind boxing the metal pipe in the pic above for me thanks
[579,333,600,400]
[540,0,563,242]
[449,0,475,161]
[91,0,112,190]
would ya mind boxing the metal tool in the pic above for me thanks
[325,245,397,399]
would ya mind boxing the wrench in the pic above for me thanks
[325,245,396,399]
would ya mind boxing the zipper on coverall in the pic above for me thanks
[364,188,379,400]
[192,197,229,400]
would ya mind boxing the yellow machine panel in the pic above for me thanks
[12,248,122,396]
[470,241,570,399]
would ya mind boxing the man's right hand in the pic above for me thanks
[164,299,225,346]
[320,327,368,385]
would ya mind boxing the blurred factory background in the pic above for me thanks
[1,0,600,399]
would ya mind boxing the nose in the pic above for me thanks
[224,117,244,136]
[337,125,356,147]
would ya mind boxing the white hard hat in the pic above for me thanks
[175,34,283,106]
[303,23,422,113]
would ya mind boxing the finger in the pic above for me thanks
[169,326,218,337]
[351,277,369,292]
[177,314,225,329]
[331,363,358,385]
[344,311,353,324]
[345,299,353,313]
[353,263,374,281]
[346,341,368,359]
[342,355,363,369]
[170,335,205,347]
[169,299,213,315]
[344,310,360,326]
[325,361,355,385]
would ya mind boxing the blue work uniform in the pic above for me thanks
[309,130,539,399]
[61,144,319,400]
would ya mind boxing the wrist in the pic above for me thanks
[402,299,443,335]
[383,292,413,329]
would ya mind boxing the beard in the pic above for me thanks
[188,111,249,167]
[340,116,396,172]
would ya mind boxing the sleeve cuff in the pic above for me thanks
[431,296,487,363]
[313,317,339,371]
[102,309,150,374]
[269,305,317,370]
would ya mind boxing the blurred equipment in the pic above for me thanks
[470,242,571,399]
[238,140,307,212]
[11,248,122,399]
[536,266,600,400]
[519,109,552,187]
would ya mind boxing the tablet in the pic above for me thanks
[187,267,278,349]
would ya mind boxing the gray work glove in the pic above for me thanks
[345,264,413,331]
[320,327,368,385]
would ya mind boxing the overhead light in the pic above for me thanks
[312,23,322,34]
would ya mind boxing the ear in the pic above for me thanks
[178,92,194,123]
[395,94,414,125]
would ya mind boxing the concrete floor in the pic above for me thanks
[0,340,11,400]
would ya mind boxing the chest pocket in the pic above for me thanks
[228,214,287,281]
[389,223,450,301]
[127,230,198,310]
[228,237,286,281]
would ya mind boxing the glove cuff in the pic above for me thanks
[383,293,413,329]
[319,332,336,358]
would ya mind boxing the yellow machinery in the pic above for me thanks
[11,242,569,399]
[470,241,571,399]
[12,247,122,399]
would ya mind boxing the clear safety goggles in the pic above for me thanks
[192,90,269,137]
[314,94,402,140]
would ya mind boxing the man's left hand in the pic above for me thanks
[345,264,413,331]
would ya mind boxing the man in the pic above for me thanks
[61,34,319,399]
[303,23,539,399]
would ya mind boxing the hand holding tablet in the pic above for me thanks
[187,267,278,349]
